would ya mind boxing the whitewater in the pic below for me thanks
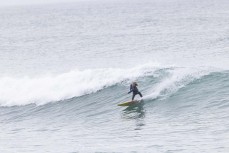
[0,0,229,152]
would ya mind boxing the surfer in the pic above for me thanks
[128,82,143,100]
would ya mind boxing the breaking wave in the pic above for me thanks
[0,63,219,107]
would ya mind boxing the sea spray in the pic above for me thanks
[143,67,211,100]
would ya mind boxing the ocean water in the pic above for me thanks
[0,0,229,152]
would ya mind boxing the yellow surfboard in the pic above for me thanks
[118,100,140,106]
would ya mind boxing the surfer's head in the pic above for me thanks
[132,82,138,86]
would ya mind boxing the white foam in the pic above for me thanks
[0,63,160,106]
[143,67,211,100]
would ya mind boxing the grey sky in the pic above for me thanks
[0,0,88,6]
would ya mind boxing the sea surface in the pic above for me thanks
[0,0,229,152]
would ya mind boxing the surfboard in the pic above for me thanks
[118,100,141,106]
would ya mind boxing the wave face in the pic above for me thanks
[0,63,212,106]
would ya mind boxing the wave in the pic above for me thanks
[0,63,160,106]
[0,63,223,107]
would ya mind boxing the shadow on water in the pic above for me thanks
[121,101,146,130]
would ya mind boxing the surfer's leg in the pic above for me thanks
[132,93,136,100]
[138,92,143,97]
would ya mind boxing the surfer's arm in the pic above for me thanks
[128,89,133,94]
[128,85,133,94]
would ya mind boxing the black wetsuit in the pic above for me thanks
[128,84,143,100]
